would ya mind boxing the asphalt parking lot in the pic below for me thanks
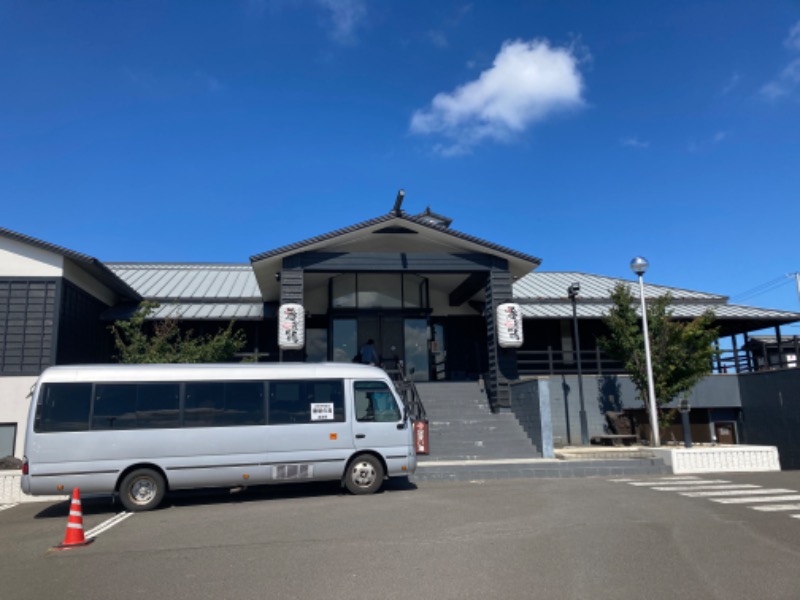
[3,473,800,600]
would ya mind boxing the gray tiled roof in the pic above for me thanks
[105,263,262,321]
[514,272,800,323]
[107,263,260,301]
[516,301,800,321]
[102,302,264,321]
[514,271,726,301]
[0,227,140,300]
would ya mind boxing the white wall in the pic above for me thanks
[0,237,63,277]
[62,260,116,305]
[0,376,37,458]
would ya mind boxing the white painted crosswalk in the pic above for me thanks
[611,476,800,522]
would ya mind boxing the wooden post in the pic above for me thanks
[743,332,754,372]
[595,343,603,376]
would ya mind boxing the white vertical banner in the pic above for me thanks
[278,303,305,349]
[497,303,523,348]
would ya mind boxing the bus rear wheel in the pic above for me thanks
[119,468,166,512]
[345,454,384,495]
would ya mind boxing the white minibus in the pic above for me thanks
[21,363,416,511]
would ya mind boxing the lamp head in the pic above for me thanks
[630,257,649,277]
[568,282,580,298]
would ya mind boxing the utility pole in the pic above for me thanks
[795,272,800,305]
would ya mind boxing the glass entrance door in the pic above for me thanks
[332,315,430,380]
[358,316,404,371]
[404,319,429,382]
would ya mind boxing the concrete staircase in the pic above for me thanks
[410,382,669,482]
[415,382,540,462]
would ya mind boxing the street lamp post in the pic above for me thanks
[568,283,589,445]
[630,257,660,447]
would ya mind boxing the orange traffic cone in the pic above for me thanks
[54,488,94,549]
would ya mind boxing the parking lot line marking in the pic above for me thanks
[792,515,800,519]
[608,478,635,482]
[84,512,133,538]
[629,480,730,487]
[0,503,18,512]
[750,504,800,512]
[681,488,796,497]
[651,484,760,492]
[712,495,800,505]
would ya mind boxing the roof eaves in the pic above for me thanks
[1,226,99,264]
[402,214,542,266]
[250,214,397,262]
[1,227,141,301]
[249,211,542,266]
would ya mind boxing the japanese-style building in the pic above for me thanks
[2,192,799,462]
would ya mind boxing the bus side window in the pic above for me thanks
[185,382,265,427]
[93,384,137,430]
[372,392,401,422]
[308,380,345,422]
[354,381,401,423]
[36,383,92,433]
[269,381,305,424]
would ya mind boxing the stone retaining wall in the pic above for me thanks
[0,470,67,504]
[650,445,780,474]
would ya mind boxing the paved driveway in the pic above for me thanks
[2,473,800,600]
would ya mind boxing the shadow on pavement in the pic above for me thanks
[33,476,417,518]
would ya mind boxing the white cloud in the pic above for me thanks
[687,130,729,153]
[621,137,650,149]
[194,70,223,93]
[721,72,740,95]
[410,39,586,155]
[785,20,800,51]
[427,30,448,48]
[760,57,800,99]
[316,0,366,45]
[246,0,367,45]
[761,21,800,100]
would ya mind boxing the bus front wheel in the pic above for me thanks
[119,468,166,512]
[345,454,384,495]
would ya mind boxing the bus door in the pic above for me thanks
[351,380,406,451]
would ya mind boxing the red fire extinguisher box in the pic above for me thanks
[413,420,429,455]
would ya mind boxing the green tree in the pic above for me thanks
[110,301,246,363]
[600,284,719,430]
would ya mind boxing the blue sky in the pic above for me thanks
[1,1,799,321]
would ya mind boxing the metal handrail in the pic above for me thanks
[385,367,428,423]
[516,347,626,376]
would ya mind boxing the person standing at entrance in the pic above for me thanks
[360,339,379,366]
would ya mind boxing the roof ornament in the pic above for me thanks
[417,206,453,228]
[392,189,405,216]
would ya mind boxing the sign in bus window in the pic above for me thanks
[269,380,344,425]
